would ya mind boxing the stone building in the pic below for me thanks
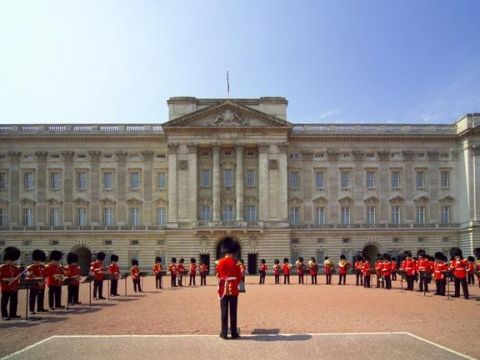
[0,97,479,274]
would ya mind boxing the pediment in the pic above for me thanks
[338,196,354,205]
[21,197,36,205]
[73,197,89,205]
[99,197,117,205]
[127,197,143,206]
[388,195,404,203]
[47,197,63,205]
[288,196,303,205]
[414,195,429,204]
[162,100,292,129]
[312,196,328,205]
[153,197,168,206]
[363,195,379,204]
[439,195,455,204]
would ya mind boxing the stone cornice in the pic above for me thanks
[115,151,128,161]
[34,151,48,161]
[141,150,155,161]
[7,151,22,162]
[61,151,75,161]
[88,151,102,161]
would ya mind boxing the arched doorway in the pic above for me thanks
[74,246,92,275]
[216,238,241,261]
[362,244,381,263]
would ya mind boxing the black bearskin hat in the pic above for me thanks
[417,249,426,257]
[310,257,316,262]
[96,252,106,261]
[284,258,289,263]
[324,256,329,260]
[220,237,239,256]
[190,257,196,263]
[434,252,444,261]
[131,259,139,266]
[274,259,279,264]
[67,252,78,264]
[364,255,371,261]
[261,259,266,264]
[3,247,21,261]
[474,248,480,260]
[239,259,244,264]
[449,247,463,259]
[340,254,346,260]
[32,249,46,262]
[111,254,119,262]
[179,258,184,263]
[404,250,412,258]
[467,256,475,262]
[155,256,162,263]
[298,257,304,262]
[49,250,63,262]
[171,257,177,263]
[383,253,391,261]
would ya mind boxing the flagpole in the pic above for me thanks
[226,71,230,98]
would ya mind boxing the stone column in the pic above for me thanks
[89,151,101,225]
[258,144,269,221]
[377,150,390,224]
[188,145,198,222]
[352,151,365,224]
[142,151,154,225]
[403,150,415,222]
[167,144,178,225]
[7,151,21,225]
[472,145,480,221]
[34,152,48,225]
[61,151,75,225]
[278,144,289,221]
[115,151,128,225]
[427,151,440,223]
[212,145,221,221]
[235,145,244,221]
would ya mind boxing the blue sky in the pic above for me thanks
[0,0,479,124]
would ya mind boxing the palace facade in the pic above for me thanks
[0,97,479,274]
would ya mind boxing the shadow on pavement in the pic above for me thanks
[0,316,64,328]
[243,334,312,342]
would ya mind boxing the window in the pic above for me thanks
[416,170,425,189]
[0,208,7,226]
[200,206,211,222]
[391,171,400,190]
[340,171,351,190]
[440,171,450,188]
[130,172,140,189]
[103,172,113,190]
[223,205,234,221]
[366,170,376,189]
[391,206,401,224]
[103,207,114,226]
[24,171,34,190]
[416,206,426,224]
[23,208,34,226]
[289,171,299,189]
[156,207,167,226]
[0,172,7,189]
[246,151,256,159]
[77,172,87,191]
[441,206,450,224]
[341,206,350,225]
[315,171,325,189]
[245,205,257,222]
[130,207,141,226]
[49,208,61,226]
[289,207,299,225]
[315,206,325,225]
[223,169,233,187]
[201,169,210,187]
[77,207,88,226]
[366,206,376,225]
[157,172,166,189]
[50,172,61,190]
[246,169,255,187]
[224,150,233,157]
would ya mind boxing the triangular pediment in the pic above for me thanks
[162,100,292,128]
[363,195,379,204]
[338,196,354,205]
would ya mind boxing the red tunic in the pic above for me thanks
[90,260,105,281]
[152,263,163,276]
[109,263,120,280]
[45,263,64,287]
[400,259,416,276]
[282,263,291,275]
[296,263,305,275]
[200,264,208,275]
[362,262,371,276]
[0,264,21,292]
[26,263,45,289]
[177,263,185,276]
[189,263,197,276]
[339,261,349,275]
[259,263,267,273]
[64,264,81,286]
[309,263,318,275]
[168,263,177,276]
[382,261,392,276]
[416,258,430,273]
[451,259,468,278]
[434,262,448,281]
[391,260,397,272]
[467,262,474,274]
[239,264,246,276]
[217,257,241,297]
[323,262,333,275]
[273,264,281,276]
[130,266,140,280]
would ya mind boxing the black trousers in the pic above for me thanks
[220,295,238,337]
[435,279,446,296]
[406,275,415,291]
[29,288,45,312]
[419,273,429,292]
[200,275,207,286]
[338,274,346,285]
[1,291,18,318]
[133,279,142,292]
[384,275,392,289]
[274,275,280,284]
[355,271,363,286]
[467,273,474,285]
[298,274,304,284]
[311,274,317,284]
[155,275,163,289]
[364,275,371,288]
[111,279,118,295]
[325,274,332,284]
[48,286,62,308]
[259,272,266,284]
[454,277,469,298]
[392,271,397,281]
[93,280,104,298]
[283,274,290,284]
[189,274,196,286]
[67,285,79,304]
[178,274,184,286]
[171,274,177,287]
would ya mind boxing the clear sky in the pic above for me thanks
[0,0,479,125]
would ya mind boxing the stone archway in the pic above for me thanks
[73,246,92,275]
[216,237,241,261]
[362,244,382,263]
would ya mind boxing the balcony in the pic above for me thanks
[0,124,165,136]
[196,220,263,228]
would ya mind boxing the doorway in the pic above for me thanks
[74,246,92,276]
[200,254,210,275]
[247,253,258,275]
[362,244,381,263]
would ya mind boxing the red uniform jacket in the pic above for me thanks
[45,263,64,287]
[382,261,392,276]
[296,263,305,275]
[354,261,363,271]
[200,264,208,275]
[467,262,474,274]
[64,264,81,286]
[189,263,197,276]
[259,263,267,273]
[90,260,105,281]
[130,266,140,280]
[109,263,120,279]
[0,264,21,292]
[451,259,468,278]
[282,263,291,275]
[416,258,430,273]
[339,261,349,275]
[177,263,185,276]
[26,263,45,289]
[152,263,163,276]
[217,256,241,297]
[168,263,177,276]
[324,262,334,275]
[375,260,383,275]
[273,264,281,276]
[391,260,397,272]
[309,263,318,275]
[434,262,448,281]
[239,264,246,276]
[400,259,416,276]
[362,262,371,276]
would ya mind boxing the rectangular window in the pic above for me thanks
[0,208,7,226]
[130,207,141,226]
[391,206,401,224]
[130,172,140,189]
[49,208,61,226]
[416,206,426,224]
[24,171,34,190]
[24,208,34,226]
[366,206,376,225]
[0,173,7,189]
[340,171,351,190]
[77,172,87,191]
[222,205,234,221]
[341,206,350,225]
[315,206,325,225]
[441,206,450,224]
[289,171,299,189]
[103,172,113,190]
[245,205,257,222]
[246,169,255,187]
[201,169,210,187]
[440,170,450,188]
[366,170,376,189]
[223,169,233,187]
[315,171,324,189]
[200,206,211,222]
[103,207,114,226]
[156,207,167,226]
[416,170,425,189]
[50,172,61,190]
[391,171,400,190]
[156,172,166,189]
[77,207,88,226]
[289,207,299,225]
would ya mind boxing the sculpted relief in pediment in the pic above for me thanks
[213,110,247,127]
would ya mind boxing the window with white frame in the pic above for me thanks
[440,170,450,188]
[340,170,351,190]
[200,205,211,222]
[50,172,61,190]
[156,172,166,189]
[315,171,325,190]
[103,207,114,226]
[49,207,61,226]
[201,169,210,187]
[76,171,87,191]
[130,172,140,190]
[416,206,426,224]
[289,207,300,225]
[366,206,376,225]
[223,169,233,187]
[341,206,350,225]
[0,208,7,226]
[77,207,88,226]
[289,171,299,189]
[246,169,255,187]
[222,204,234,221]
[416,170,425,189]
[156,207,167,226]
[24,171,34,190]
[245,204,257,222]
[441,206,450,224]
[129,207,141,226]
[103,172,113,190]
[23,207,34,226]
[0,172,7,189]
[391,206,401,224]
[391,170,400,190]
[315,206,326,225]
[366,170,376,189]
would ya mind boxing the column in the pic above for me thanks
[167,144,178,225]
[61,151,75,225]
[235,145,244,221]
[115,151,128,225]
[352,151,364,224]
[89,151,101,225]
[427,151,440,223]
[212,145,221,221]
[142,151,154,225]
[278,144,289,221]
[403,150,415,223]
[473,146,480,221]
[188,145,198,222]
[258,144,269,221]
[7,151,21,225]
[377,150,390,224]
[34,151,48,225]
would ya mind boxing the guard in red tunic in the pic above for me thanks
[109,254,120,296]
[391,257,398,281]
[475,247,480,288]
[26,249,47,314]
[217,237,242,340]
[199,261,208,286]
[273,259,281,285]
[354,255,364,286]
[130,259,141,292]
[381,253,392,289]
[90,252,106,300]
[338,255,349,285]
[433,252,448,296]
[45,250,64,310]
[258,259,267,284]
[449,247,469,299]
[362,256,371,288]
[400,251,416,291]
[238,259,246,283]
[177,258,185,287]
[64,252,81,305]
[0,247,22,320]
[416,249,430,292]
[168,257,178,287]
[466,256,475,285]
[323,257,334,285]
[152,256,163,289]
[189,258,197,286]
[308,257,318,285]
[375,255,384,288]
[282,258,292,284]
[295,257,305,284]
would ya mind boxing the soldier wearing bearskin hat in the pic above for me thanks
[152,256,163,289]
[382,253,392,289]
[400,251,416,291]
[354,255,364,286]
[474,247,480,288]
[0,247,22,320]
[168,257,178,288]
[375,254,384,288]
[466,256,475,285]
[189,257,197,286]
[26,249,48,313]
[64,252,81,305]
[130,259,142,292]
[449,247,469,299]
[90,252,106,300]
[433,252,448,296]
[109,254,120,296]
[362,255,371,288]
[416,249,430,293]
[45,250,65,310]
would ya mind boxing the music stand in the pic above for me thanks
[82,275,95,306]
[120,272,130,296]
[396,270,406,292]
[103,273,114,300]
[139,272,148,290]
[19,279,42,321]
[444,270,453,300]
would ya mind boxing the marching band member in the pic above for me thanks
[295,257,305,284]
[199,261,208,286]
[64,252,81,305]
[381,253,392,289]
[391,256,397,281]
[45,250,64,310]
[338,255,349,285]
[177,258,185,287]
[466,256,475,285]
[282,258,291,284]
[0,247,22,320]
[238,259,246,283]
[362,256,371,288]
[153,256,163,289]
[354,255,364,286]
[475,248,480,288]
[375,255,384,288]
[416,249,430,293]
[109,254,120,296]
[258,259,267,285]
[27,249,47,314]
[90,252,106,300]
[308,257,318,285]
[450,247,469,299]
[169,257,178,288]
[189,258,197,286]
[130,259,142,293]
[400,251,416,291]
[433,252,448,296]
[324,257,334,285]
[273,259,281,285]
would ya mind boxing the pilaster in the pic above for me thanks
[212,145,221,221]
[235,145,244,221]
[142,151,154,225]
[167,144,178,225]
[115,151,128,225]
[89,151,101,225]
[7,151,21,225]
[188,145,198,222]
[258,144,269,221]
